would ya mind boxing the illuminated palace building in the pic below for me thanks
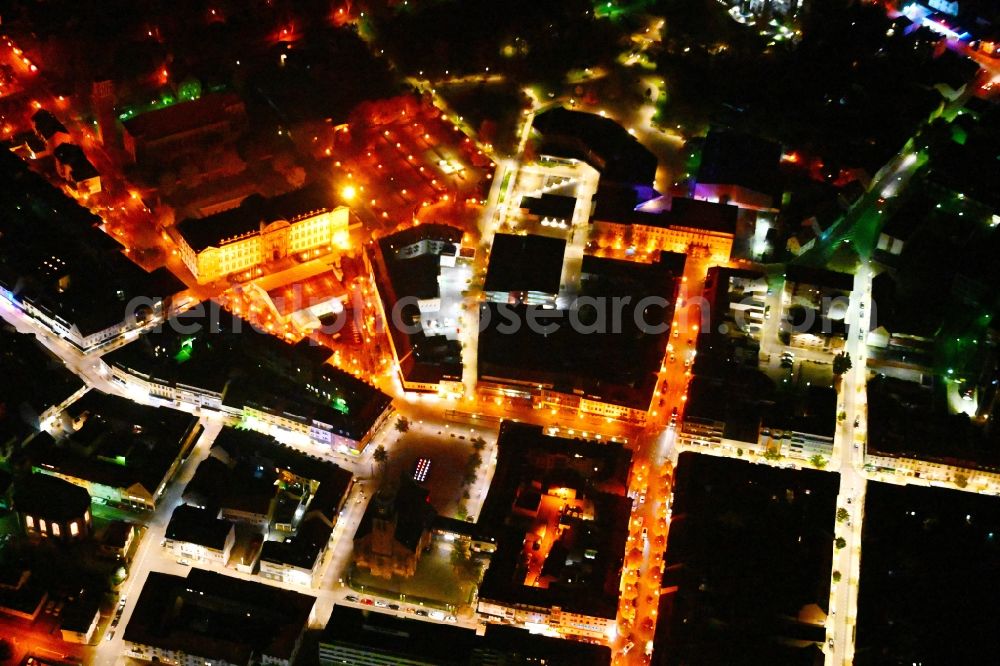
[176,186,354,284]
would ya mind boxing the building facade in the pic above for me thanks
[475,599,615,643]
[591,218,734,263]
[177,206,351,284]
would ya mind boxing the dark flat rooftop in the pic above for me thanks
[479,252,683,410]
[105,309,391,443]
[520,193,577,220]
[123,568,314,663]
[484,233,566,295]
[165,504,233,551]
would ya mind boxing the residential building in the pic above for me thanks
[318,605,611,665]
[123,568,315,666]
[478,252,684,424]
[0,568,47,622]
[259,516,333,587]
[679,356,837,464]
[15,473,92,541]
[101,310,393,453]
[782,265,852,352]
[53,143,101,196]
[31,109,70,149]
[163,504,236,566]
[99,520,136,560]
[60,596,101,644]
[202,428,353,587]
[26,392,202,510]
[175,186,354,283]
[474,422,632,643]
[531,106,658,186]
[10,130,49,159]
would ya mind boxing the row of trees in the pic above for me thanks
[456,436,487,520]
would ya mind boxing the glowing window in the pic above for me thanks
[70,521,79,536]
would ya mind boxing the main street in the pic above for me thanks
[611,252,711,665]
[825,261,874,665]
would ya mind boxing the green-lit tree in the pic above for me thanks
[833,352,852,376]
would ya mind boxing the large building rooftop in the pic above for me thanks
[593,191,739,235]
[0,151,184,339]
[479,251,684,410]
[177,184,342,252]
[14,473,91,524]
[369,224,466,387]
[532,107,658,185]
[319,604,611,665]
[165,504,234,552]
[26,391,201,503]
[476,422,632,620]
[123,568,314,664]
[104,309,392,443]
[483,233,566,296]
[210,428,353,525]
